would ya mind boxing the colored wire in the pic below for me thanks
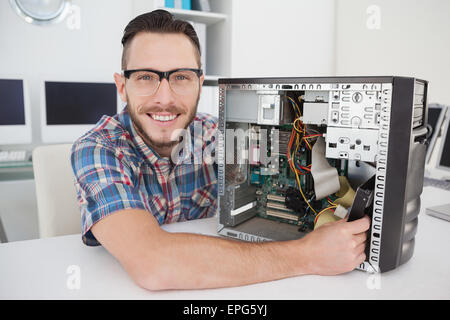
[294,167,317,215]
[292,130,317,214]
[293,118,303,133]
[327,196,336,206]
[289,127,308,175]
[314,206,337,225]
[287,96,302,116]
[302,134,322,149]
[287,129,306,175]
[303,134,322,139]
[304,137,312,150]
[286,95,317,214]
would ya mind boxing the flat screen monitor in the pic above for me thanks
[426,104,447,163]
[0,78,32,145]
[41,80,122,143]
[436,113,450,172]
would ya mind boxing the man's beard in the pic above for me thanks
[126,93,200,151]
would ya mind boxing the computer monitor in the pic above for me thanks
[41,80,122,143]
[436,113,450,173]
[426,104,447,163]
[0,78,32,145]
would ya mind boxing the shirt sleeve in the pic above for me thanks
[71,138,146,246]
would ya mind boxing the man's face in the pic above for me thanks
[114,32,203,152]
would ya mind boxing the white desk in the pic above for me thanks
[1,186,449,300]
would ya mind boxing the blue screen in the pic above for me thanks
[439,121,450,168]
[45,81,117,125]
[427,107,442,151]
[0,79,25,125]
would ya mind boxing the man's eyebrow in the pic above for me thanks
[125,67,201,72]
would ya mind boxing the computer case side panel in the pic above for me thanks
[379,77,427,272]
[401,79,428,266]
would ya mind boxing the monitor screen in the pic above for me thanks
[439,120,450,169]
[45,81,117,125]
[425,104,448,164]
[427,107,443,151]
[0,79,26,125]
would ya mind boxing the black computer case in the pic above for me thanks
[216,76,428,273]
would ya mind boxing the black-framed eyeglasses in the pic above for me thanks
[123,68,203,96]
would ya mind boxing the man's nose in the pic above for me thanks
[153,78,175,105]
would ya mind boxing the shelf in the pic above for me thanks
[0,165,34,181]
[204,75,222,81]
[0,161,32,169]
[161,8,227,25]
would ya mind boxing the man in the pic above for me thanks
[71,10,370,291]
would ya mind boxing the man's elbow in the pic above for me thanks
[130,265,174,291]
[134,274,169,291]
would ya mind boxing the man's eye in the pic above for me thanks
[175,75,187,81]
[135,73,156,81]
[139,75,153,80]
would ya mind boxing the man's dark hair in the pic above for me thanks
[121,9,201,70]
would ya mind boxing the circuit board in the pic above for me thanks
[249,126,347,232]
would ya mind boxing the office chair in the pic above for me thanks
[32,144,81,238]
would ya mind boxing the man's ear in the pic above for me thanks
[199,73,205,96]
[114,72,127,103]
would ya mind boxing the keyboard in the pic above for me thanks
[426,204,450,222]
[0,150,28,163]
[423,177,450,191]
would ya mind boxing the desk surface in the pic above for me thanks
[0,164,33,181]
[1,186,449,300]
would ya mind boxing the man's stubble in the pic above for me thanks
[126,91,200,151]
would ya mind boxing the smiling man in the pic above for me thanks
[120,28,204,159]
[71,10,370,290]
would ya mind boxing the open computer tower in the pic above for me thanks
[216,76,428,273]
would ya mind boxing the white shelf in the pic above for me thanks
[204,75,222,81]
[161,8,227,25]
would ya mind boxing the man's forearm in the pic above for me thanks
[92,209,369,291]
[137,231,308,290]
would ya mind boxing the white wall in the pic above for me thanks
[0,0,338,148]
[0,0,132,148]
[3,0,449,145]
[230,0,336,77]
[335,0,450,104]
[0,0,133,242]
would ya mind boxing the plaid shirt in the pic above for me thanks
[71,107,218,246]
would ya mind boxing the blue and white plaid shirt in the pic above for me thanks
[71,107,218,246]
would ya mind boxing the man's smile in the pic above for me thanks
[146,112,181,126]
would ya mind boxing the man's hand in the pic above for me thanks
[297,215,371,275]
